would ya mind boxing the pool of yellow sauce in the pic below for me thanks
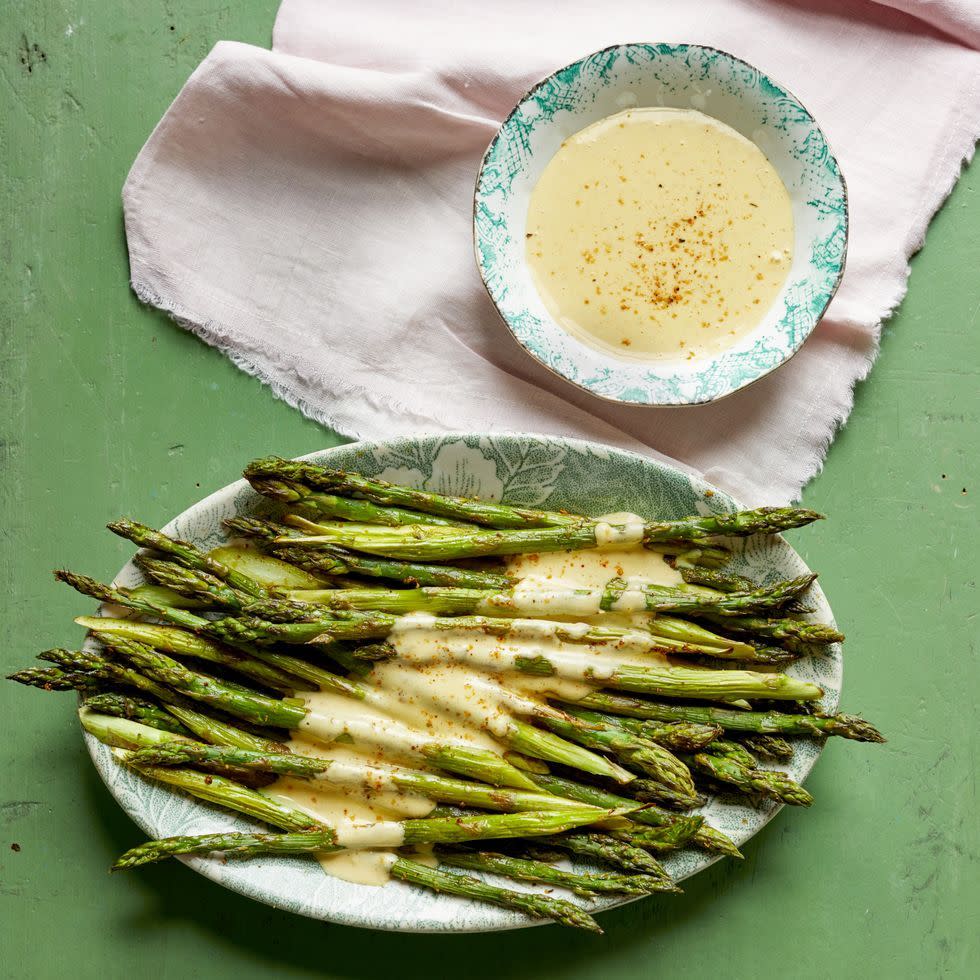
[526,107,794,362]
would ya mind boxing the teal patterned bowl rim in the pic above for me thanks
[83,433,842,933]
[473,43,848,406]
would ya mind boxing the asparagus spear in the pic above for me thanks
[541,716,698,802]
[526,773,741,858]
[111,807,630,869]
[225,517,516,590]
[83,693,193,735]
[436,848,678,896]
[264,484,474,528]
[629,779,707,810]
[736,734,794,761]
[505,720,634,784]
[635,615,758,660]
[695,612,844,649]
[559,707,721,753]
[36,647,201,712]
[668,564,757,592]
[526,835,665,875]
[390,859,602,932]
[79,709,193,750]
[610,816,704,854]
[246,459,822,544]
[703,739,758,768]
[86,609,627,787]
[569,692,884,742]
[120,741,628,818]
[687,754,814,807]
[76,616,318,694]
[107,519,270,597]
[244,457,584,529]
[7,666,101,692]
[116,744,603,931]
[257,574,818,619]
[278,514,734,564]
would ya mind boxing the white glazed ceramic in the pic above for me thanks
[84,433,842,932]
[474,44,848,406]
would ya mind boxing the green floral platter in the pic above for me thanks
[84,433,842,932]
[473,43,848,405]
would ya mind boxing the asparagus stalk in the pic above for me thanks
[695,612,844,649]
[85,602,307,693]
[83,693,194,735]
[87,612,625,788]
[542,715,697,801]
[736,734,794,761]
[341,619,822,702]
[263,574,818,619]
[78,705,268,796]
[7,666,101,692]
[687,754,814,807]
[244,457,584,529]
[629,779,707,810]
[127,584,205,609]
[107,519,270,597]
[390,859,603,933]
[561,709,721,753]
[527,773,740,858]
[704,739,758,769]
[247,459,822,544]
[506,720,634,784]
[37,647,202,712]
[124,756,323,831]
[111,806,629,869]
[273,486,474,528]
[610,816,704,854]
[225,517,516,590]
[569,692,884,742]
[35,645,289,754]
[278,514,732,564]
[76,616,316,694]
[638,615,758,660]
[436,848,678,896]
[668,564,757,592]
[526,835,665,875]
[120,741,627,818]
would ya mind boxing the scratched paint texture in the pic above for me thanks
[0,2,977,977]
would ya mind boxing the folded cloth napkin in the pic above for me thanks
[123,0,980,504]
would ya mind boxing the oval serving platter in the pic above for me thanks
[474,43,848,406]
[84,433,842,932]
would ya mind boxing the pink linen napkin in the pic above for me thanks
[123,0,980,504]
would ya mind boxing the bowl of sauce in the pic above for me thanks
[474,44,847,406]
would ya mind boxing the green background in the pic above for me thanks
[1,3,977,977]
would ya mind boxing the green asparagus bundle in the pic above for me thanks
[6,454,887,933]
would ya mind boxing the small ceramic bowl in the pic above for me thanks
[473,43,848,406]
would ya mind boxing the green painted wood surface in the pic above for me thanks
[1,3,977,977]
